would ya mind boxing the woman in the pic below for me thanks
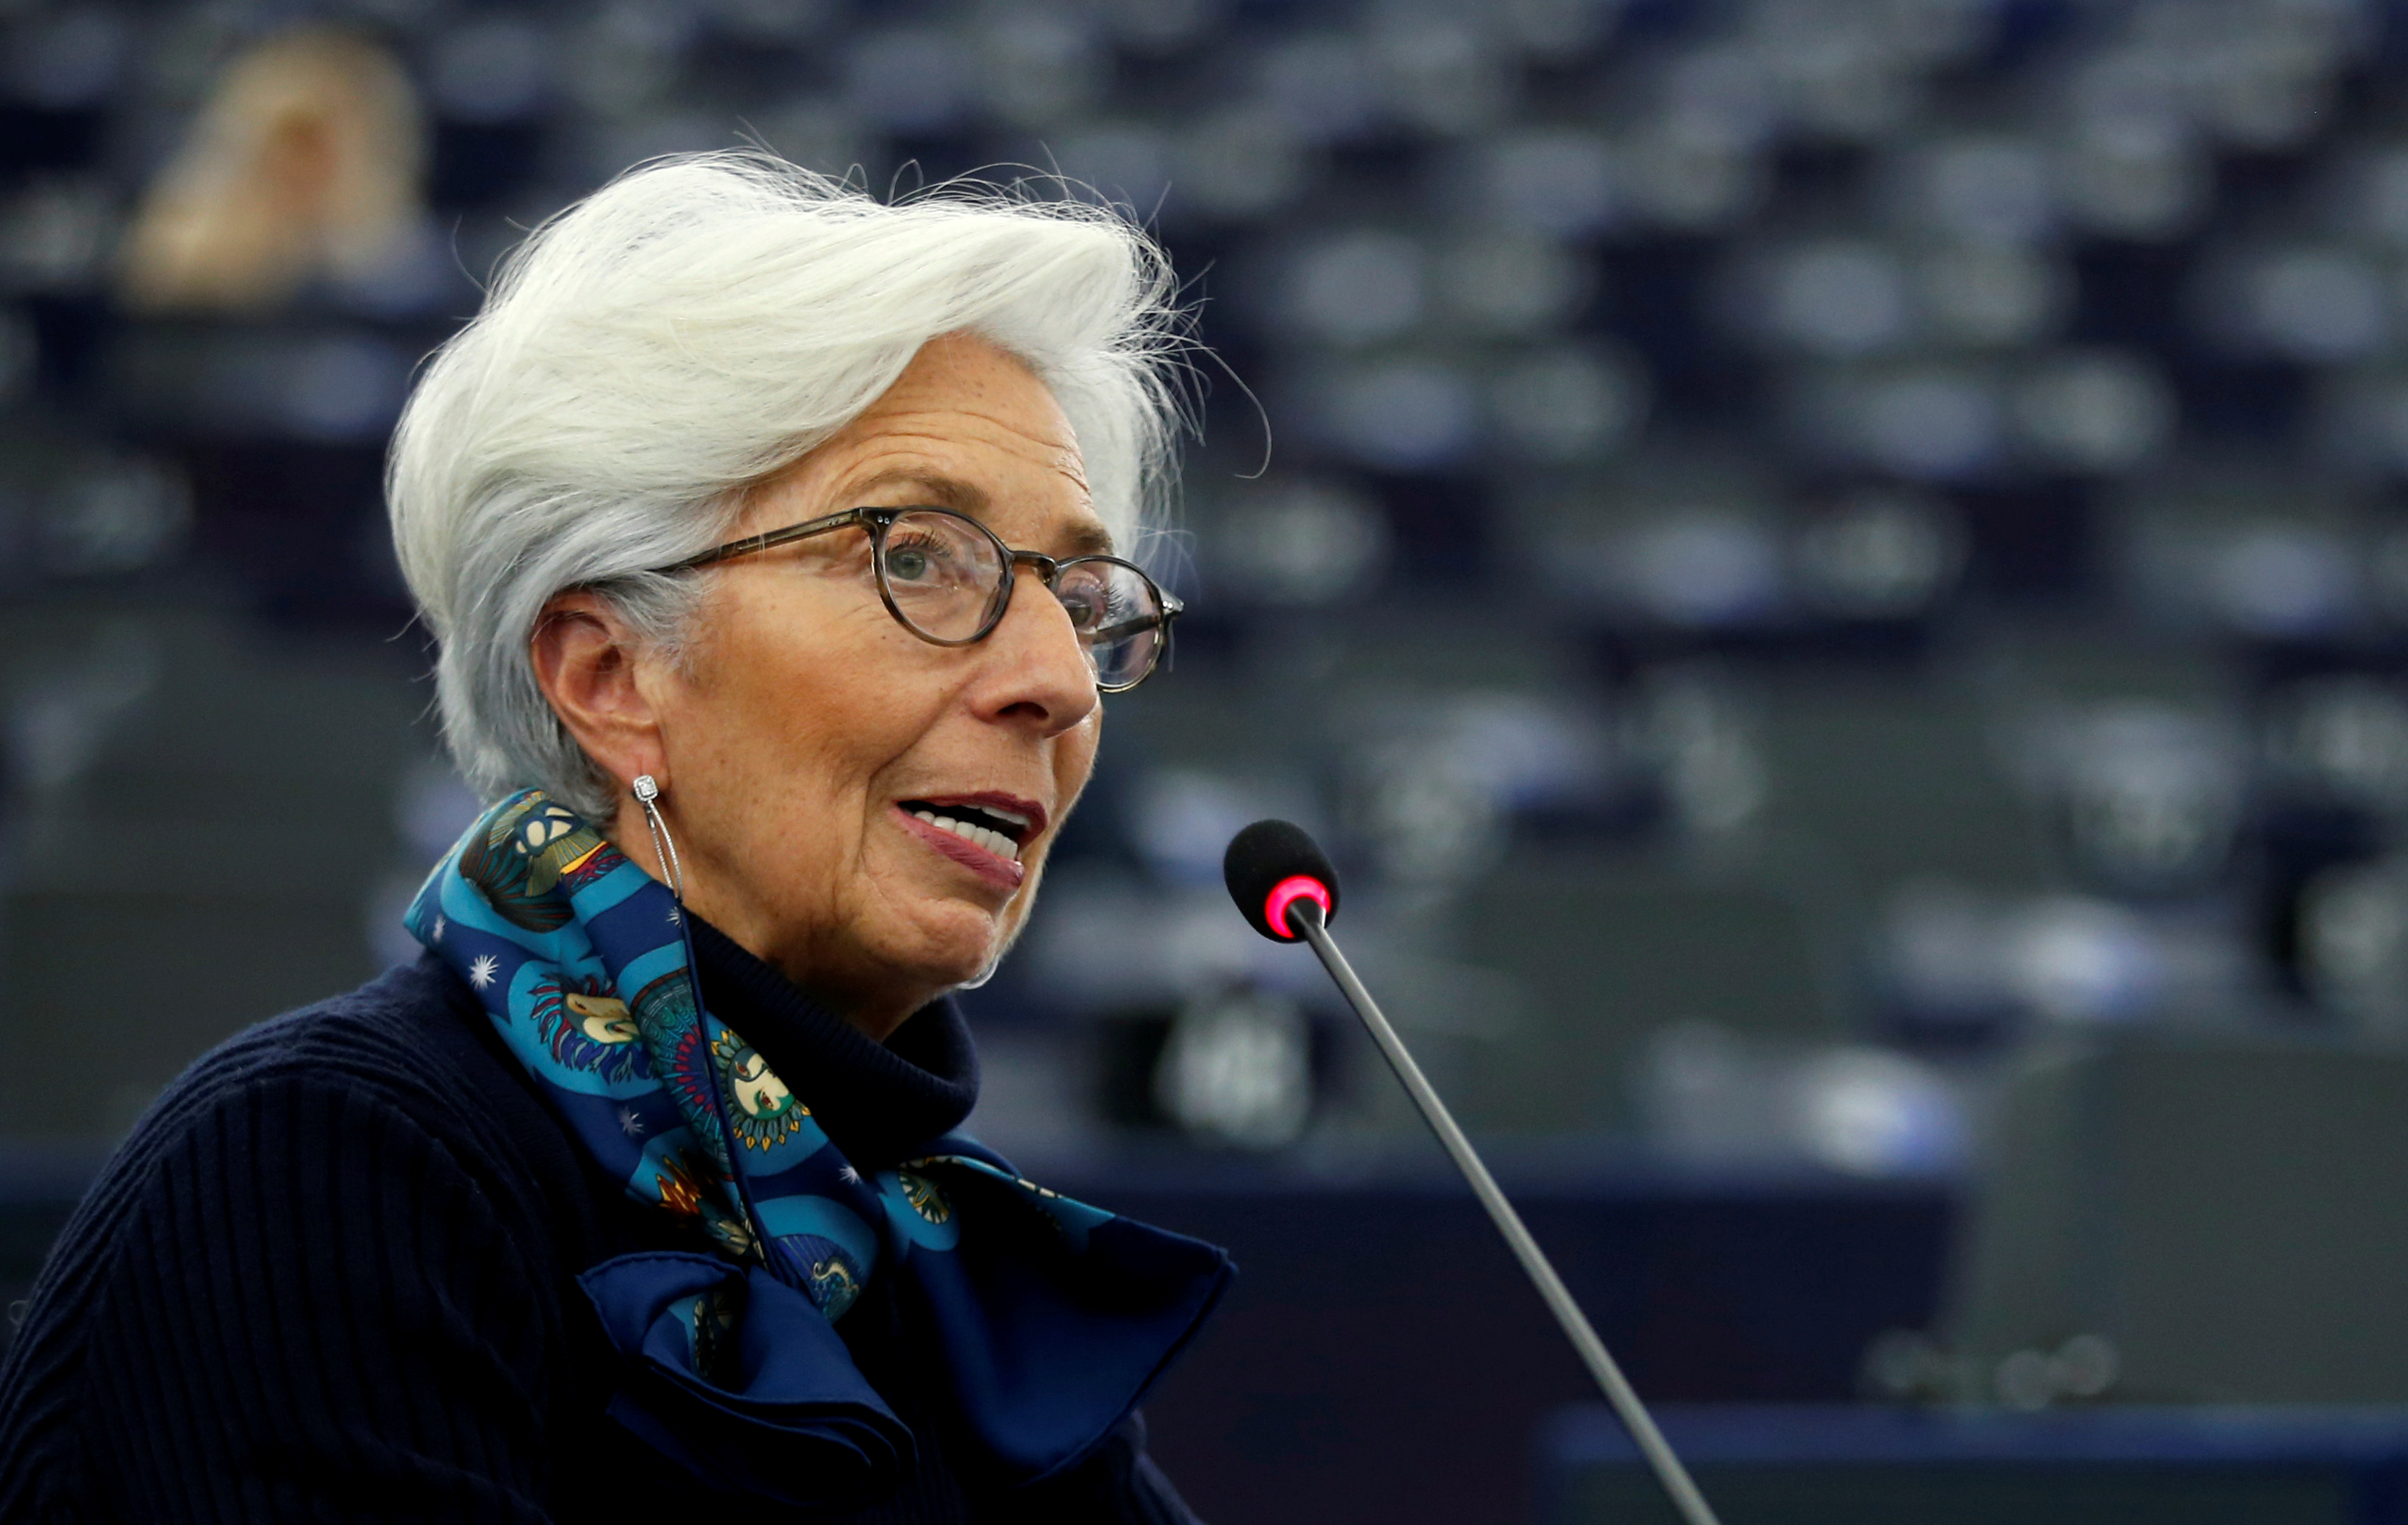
[0,154,1231,1522]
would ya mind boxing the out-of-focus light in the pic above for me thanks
[1213,479,1390,606]
[1255,32,1379,144]
[5,619,158,792]
[38,458,190,577]
[284,335,412,442]
[2263,676,2408,814]
[1433,231,1591,336]
[1487,343,1648,463]
[1795,1047,1966,1176]
[1890,136,2057,247]
[2056,117,2211,241]
[2206,521,2355,636]
[1317,359,1479,471]
[1096,0,1218,56]
[0,177,113,294]
[1852,366,2003,480]
[1173,105,1311,222]
[567,0,694,115]
[2006,896,2165,1022]
[1154,988,1314,1150]
[978,6,1105,129]
[2333,145,2408,250]
[1775,41,1923,145]
[1638,1025,1968,1176]
[5,7,127,109]
[395,758,484,864]
[1621,512,1784,628]
[2012,349,2175,473]
[2189,41,2348,152]
[1353,735,1508,885]
[2054,705,2243,893]
[2233,246,2390,362]
[846,27,968,133]
[1882,880,2009,1020]
[1753,239,1911,357]
[1637,670,1766,835]
[2300,859,2408,1032]
[1132,768,1277,887]
[1369,9,1511,137]
[1792,488,1965,620]
[1281,231,1426,347]
[1472,130,1619,238]
[327,217,456,318]
[429,17,553,123]
[1492,0,1624,62]
[1656,44,1782,152]
[1917,245,2067,348]
[1053,124,1172,217]
[1617,125,1770,233]
[695,0,832,44]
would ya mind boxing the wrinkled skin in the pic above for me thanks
[533,333,1108,1041]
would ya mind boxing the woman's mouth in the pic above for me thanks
[893,797,1039,889]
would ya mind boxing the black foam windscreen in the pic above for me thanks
[1223,819,1342,941]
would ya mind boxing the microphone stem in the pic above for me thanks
[1290,904,1722,1525]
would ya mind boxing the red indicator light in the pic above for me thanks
[1263,874,1333,940]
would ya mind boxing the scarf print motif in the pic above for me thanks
[405,788,1129,1319]
[407,789,1232,1506]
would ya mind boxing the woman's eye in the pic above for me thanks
[884,534,949,581]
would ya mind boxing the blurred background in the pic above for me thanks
[15,0,2408,1519]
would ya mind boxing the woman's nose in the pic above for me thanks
[972,571,1100,734]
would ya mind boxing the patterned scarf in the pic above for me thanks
[407,788,1230,1508]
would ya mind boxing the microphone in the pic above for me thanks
[1223,821,1723,1525]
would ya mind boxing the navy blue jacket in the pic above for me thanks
[0,925,1206,1522]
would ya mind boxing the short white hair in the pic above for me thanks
[389,152,1186,818]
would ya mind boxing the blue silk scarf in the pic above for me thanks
[405,788,1231,1508]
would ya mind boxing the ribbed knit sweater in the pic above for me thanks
[0,920,1203,1523]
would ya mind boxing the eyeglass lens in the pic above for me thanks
[873,509,1167,688]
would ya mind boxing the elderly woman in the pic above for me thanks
[0,155,1230,1522]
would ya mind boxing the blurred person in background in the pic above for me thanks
[118,27,424,312]
[0,154,1227,1522]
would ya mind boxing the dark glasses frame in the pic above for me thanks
[647,505,1183,692]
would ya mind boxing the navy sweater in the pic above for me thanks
[0,922,1204,1522]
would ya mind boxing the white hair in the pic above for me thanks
[388,152,1186,818]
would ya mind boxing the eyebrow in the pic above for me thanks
[848,468,1117,558]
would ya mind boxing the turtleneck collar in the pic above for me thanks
[684,914,980,1168]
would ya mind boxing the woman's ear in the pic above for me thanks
[529,591,671,795]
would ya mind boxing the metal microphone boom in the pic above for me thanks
[1223,821,1722,1525]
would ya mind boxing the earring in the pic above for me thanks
[632,774,684,902]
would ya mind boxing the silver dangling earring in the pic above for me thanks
[632,774,684,901]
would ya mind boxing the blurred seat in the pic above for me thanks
[1942,1033,2408,1403]
[1449,850,1841,1134]
[0,595,426,1136]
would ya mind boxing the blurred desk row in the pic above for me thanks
[1,1146,1947,1524]
[1547,1403,2408,1524]
[14,1124,2408,1523]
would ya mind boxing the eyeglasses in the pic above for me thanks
[648,505,1183,692]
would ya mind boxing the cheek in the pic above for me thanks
[693,588,940,803]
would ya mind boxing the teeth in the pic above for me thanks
[917,811,1021,863]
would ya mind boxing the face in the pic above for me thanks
[637,334,1106,1031]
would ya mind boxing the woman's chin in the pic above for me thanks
[892,911,1005,991]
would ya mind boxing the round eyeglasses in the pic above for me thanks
[649,505,1183,692]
